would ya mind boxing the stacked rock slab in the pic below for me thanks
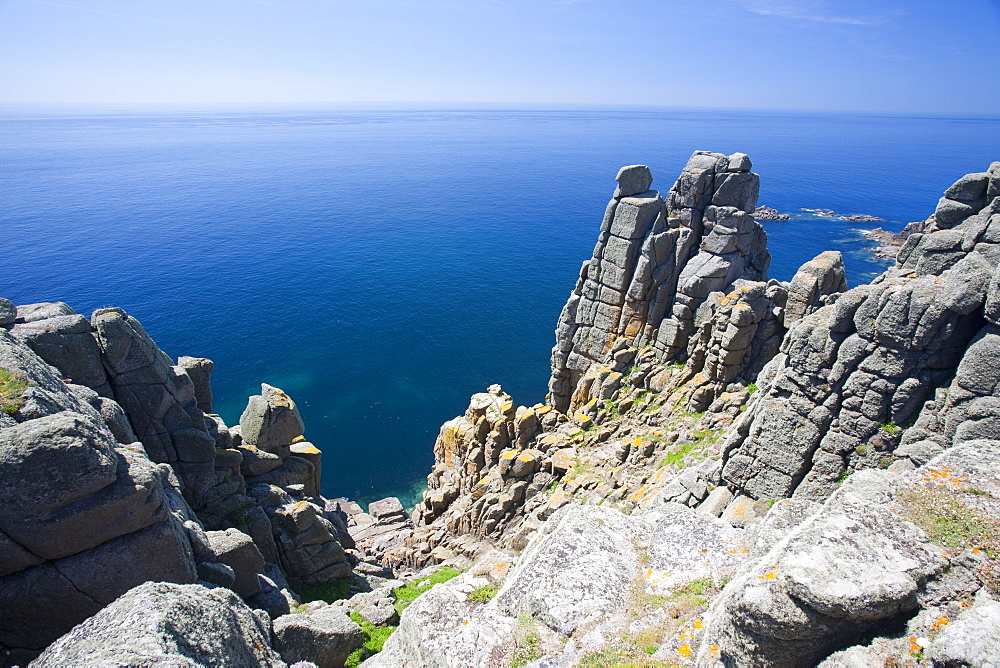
[346,496,415,563]
[397,385,565,566]
[91,307,223,511]
[549,152,770,413]
[237,384,352,585]
[720,163,1000,502]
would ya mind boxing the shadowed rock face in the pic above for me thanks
[0,303,352,662]
[0,332,198,655]
[91,307,219,509]
[549,151,771,413]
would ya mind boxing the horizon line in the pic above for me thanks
[1,100,999,118]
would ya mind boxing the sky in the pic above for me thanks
[0,0,999,112]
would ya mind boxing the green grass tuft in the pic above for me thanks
[897,485,1000,557]
[878,420,900,435]
[468,581,503,603]
[393,566,462,614]
[0,368,32,416]
[294,578,351,604]
[345,611,397,667]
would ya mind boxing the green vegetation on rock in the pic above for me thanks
[897,484,1000,556]
[878,421,900,435]
[468,581,503,603]
[507,612,542,668]
[294,578,351,604]
[345,611,396,668]
[393,567,462,614]
[0,368,32,416]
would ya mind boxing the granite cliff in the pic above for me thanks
[3,154,1000,667]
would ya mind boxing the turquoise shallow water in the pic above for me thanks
[2,107,999,506]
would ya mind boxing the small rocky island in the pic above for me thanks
[2,154,1000,667]
[752,204,790,220]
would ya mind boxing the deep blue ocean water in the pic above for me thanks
[2,107,999,506]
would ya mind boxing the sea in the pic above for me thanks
[2,106,999,508]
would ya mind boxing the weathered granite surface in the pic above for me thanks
[32,582,285,667]
[721,163,1000,502]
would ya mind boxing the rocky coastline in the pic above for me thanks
[3,154,1000,667]
[863,216,937,260]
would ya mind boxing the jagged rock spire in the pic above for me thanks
[548,151,770,412]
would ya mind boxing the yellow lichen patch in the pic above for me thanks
[268,387,295,409]
[291,443,320,454]
[500,450,518,461]
[489,562,510,577]
[574,414,594,428]
[921,466,968,487]
[291,435,306,443]
[676,644,692,658]
[759,571,777,580]
[930,615,950,632]
[693,619,703,629]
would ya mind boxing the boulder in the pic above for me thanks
[369,497,406,523]
[32,582,284,667]
[10,314,110,395]
[926,596,1000,667]
[14,301,74,324]
[693,471,948,668]
[373,553,517,668]
[644,503,747,593]
[0,298,15,326]
[613,164,653,198]
[494,504,638,635]
[272,605,363,668]
[240,384,305,454]
[207,528,267,598]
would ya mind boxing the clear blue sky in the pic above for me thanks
[1,0,998,112]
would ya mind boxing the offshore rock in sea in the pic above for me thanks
[753,205,790,221]
[548,151,771,413]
